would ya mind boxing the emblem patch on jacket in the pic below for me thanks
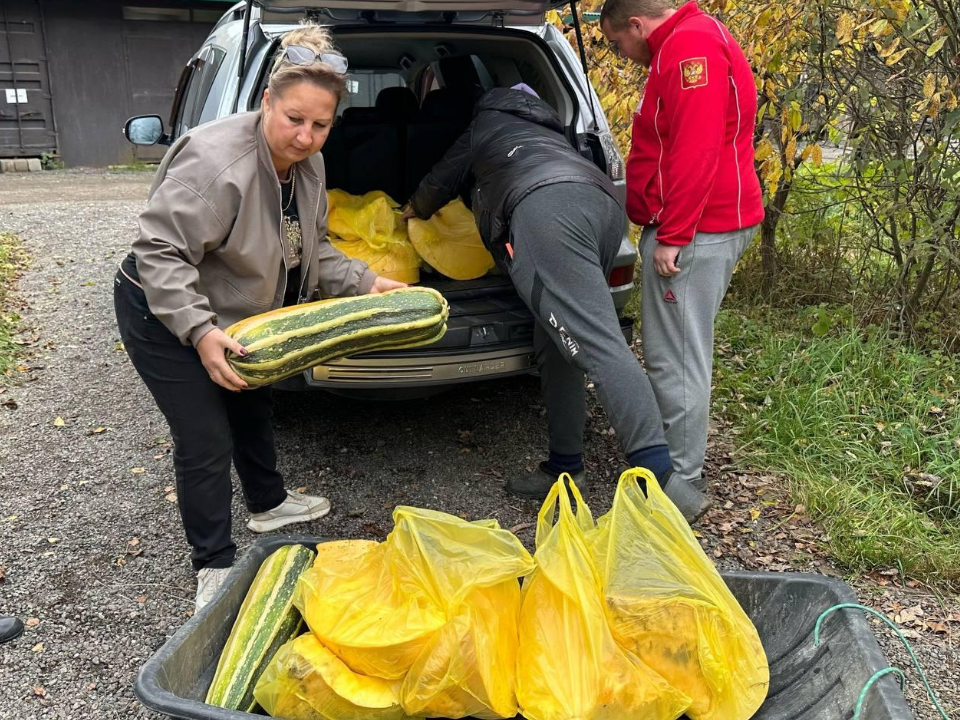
[679,57,708,90]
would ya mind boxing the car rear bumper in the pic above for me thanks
[306,345,536,388]
[303,318,633,390]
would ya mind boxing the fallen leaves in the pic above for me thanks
[53,416,65,428]
[31,643,44,653]
[25,618,39,628]
[131,467,146,474]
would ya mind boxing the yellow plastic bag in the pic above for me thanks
[295,539,446,680]
[516,477,691,720]
[254,632,408,720]
[295,508,535,720]
[591,469,770,720]
[400,582,521,719]
[407,200,494,280]
[389,508,534,719]
[327,190,420,283]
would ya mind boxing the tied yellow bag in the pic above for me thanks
[516,477,691,720]
[591,469,770,720]
[294,509,535,720]
[407,200,494,280]
[327,190,420,283]
[254,632,408,720]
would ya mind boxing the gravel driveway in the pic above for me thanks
[0,169,956,720]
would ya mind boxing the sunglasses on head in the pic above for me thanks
[282,45,349,74]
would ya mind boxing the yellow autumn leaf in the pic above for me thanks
[812,144,824,167]
[886,48,910,65]
[131,467,146,474]
[879,37,901,59]
[926,37,947,57]
[750,508,762,521]
[836,13,855,44]
[785,136,797,163]
[923,74,937,99]
[53,416,65,428]
[869,19,889,36]
[754,139,774,162]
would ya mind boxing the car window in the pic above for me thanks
[198,47,231,125]
[337,70,405,115]
[175,46,227,136]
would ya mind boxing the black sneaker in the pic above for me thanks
[0,617,23,645]
[505,462,587,501]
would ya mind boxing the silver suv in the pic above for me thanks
[125,0,635,396]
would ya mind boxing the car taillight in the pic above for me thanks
[599,131,625,181]
[608,264,634,287]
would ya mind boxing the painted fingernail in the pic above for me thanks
[239,348,248,357]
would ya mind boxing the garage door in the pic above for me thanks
[0,0,57,157]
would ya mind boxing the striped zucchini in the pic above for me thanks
[225,287,449,387]
[205,544,315,712]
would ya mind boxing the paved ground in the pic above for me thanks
[0,169,956,720]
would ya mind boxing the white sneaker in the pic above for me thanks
[195,567,232,612]
[246,491,331,533]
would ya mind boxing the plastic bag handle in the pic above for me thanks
[535,473,594,548]
[617,467,659,507]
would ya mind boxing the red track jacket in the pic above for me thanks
[626,2,764,246]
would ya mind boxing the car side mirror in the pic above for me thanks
[124,115,169,146]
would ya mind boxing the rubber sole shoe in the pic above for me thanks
[246,491,331,533]
[195,567,232,613]
[662,473,712,524]
[505,463,587,501]
[0,617,24,645]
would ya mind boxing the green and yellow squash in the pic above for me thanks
[205,544,315,712]
[225,287,448,387]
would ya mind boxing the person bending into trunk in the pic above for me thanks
[405,84,706,520]
[114,24,404,612]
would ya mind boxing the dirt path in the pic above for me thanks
[0,169,955,720]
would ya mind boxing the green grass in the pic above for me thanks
[713,307,960,585]
[107,160,156,172]
[0,233,27,379]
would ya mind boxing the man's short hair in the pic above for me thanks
[599,0,673,30]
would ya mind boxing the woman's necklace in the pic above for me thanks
[280,167,302,269]
[282,167,297,212]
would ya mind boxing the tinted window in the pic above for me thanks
[175,46,227,135]
[337,70,405,115]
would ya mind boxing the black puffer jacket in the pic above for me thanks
[409,88,618,265]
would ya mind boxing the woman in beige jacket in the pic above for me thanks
[114,25,404,611]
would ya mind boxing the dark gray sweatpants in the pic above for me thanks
[506,183,666,458]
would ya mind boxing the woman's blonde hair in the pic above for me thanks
[268,23,348,102]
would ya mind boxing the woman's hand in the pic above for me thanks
[370,276,408,294]
[196,328,249,392]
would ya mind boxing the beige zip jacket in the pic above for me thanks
[132,110,376,347]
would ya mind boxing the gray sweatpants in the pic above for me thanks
[640,225,755,484]
[508,184,666,458]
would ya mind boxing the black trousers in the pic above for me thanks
[114,271,287,571]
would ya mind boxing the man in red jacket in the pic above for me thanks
[601,0,763,510]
